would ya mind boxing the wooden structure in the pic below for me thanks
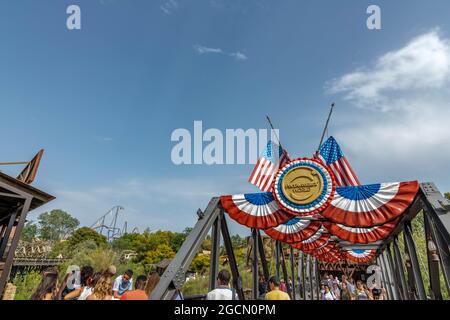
[0,163,54,297]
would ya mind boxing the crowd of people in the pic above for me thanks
[30,265,162,300]
[319,273,387,300]
[29,266,386,301]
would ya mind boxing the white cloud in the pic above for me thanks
[194,45,248,61]
[327,30,450,190]
[338,99,450,174]
[328,31,450,111]
[193,45,223,55]
[160,0,179,15]
[230,51,248,61]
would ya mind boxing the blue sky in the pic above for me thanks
[1,0,450,235]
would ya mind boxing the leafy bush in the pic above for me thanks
[143,244,175,265]
[67,227,107,250]
[59,240,116,273]
[190,254,210,274]
[12,271,42,300]
[182,275,209,296]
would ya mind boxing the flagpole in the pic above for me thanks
[315,102,335,156]
[266,115,283,151]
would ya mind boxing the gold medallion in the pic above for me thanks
[281,166,324,205]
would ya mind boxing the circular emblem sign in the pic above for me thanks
[273,158,335,216]
[282,166,324,205]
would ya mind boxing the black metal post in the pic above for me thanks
[393,237,410,299]
[208,215,221,292]
[404,250,418,300]
[252,228,259,300]
[404,223,427,300]
[378,255,391,300]
[314,258,320,300]
[0,200,31,298]
[220,213,244,300]
[424,213,442,300]
[0,208,19,260]
[279,243,292,299]
[424,210,450,295]
[308,255,314,300]
[383,250,397,299]
[290,247,296,300]
[257,230,269,283]
[385,245,401,300]
[310,256,315,300]
[299,251,306,300]
[275,241,280,279]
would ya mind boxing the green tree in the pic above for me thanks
[170,228,192,252]
[445,192,450,200]
[38,210,79,241]
[190,254,210,274]
[231,234,246,248]
[20,221,38,242]
[143,243,176,265]
[200,236,212,251]
[111,233,141,251]
[67,227,107,250]
[12,271,42,300]
[59,240,115,272]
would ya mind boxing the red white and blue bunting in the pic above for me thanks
[302,241,335,256]
[344,249,377,263]
[220,193,293,229]
[291,227,331,251]
[264,217,322,243]
[315,248,344,263]
[320,181,419,227]
[220,150,420,262]
[324,218,400,243]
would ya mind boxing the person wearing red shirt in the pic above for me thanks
[120,275,148,300]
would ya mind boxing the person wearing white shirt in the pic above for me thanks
[323,285,336,300]
[112,269,133,299]
[207,269,237,300]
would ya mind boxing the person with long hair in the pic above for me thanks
[30,267,59,300]
[340,281,353,300]
[145,271,160,298]
[87,273,113,300]
[323,284,336,300]
[355,280,371,300]
[319,283,326,299]
[332,282,341,300]
[63,266,94,300]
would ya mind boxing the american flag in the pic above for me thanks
[318,136,361,186]
[248,140,289,192]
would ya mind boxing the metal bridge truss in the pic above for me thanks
[150,182,450,300]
